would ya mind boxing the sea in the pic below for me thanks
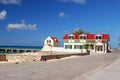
[0,46,43,54]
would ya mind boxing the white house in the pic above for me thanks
[41,36,60,51]
[42,34,111,54]
[62,33,111,53]
[44,36,60,47]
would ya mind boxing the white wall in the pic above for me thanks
[80,40,86,43]
[52,47,87,53]
[63,49,87,53]
[64,43,86,49]
[41,46,87,53]
[44,36,54,46]
[51,47,64,52]
[41,45,52,51]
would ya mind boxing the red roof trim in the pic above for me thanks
[62,34,110,40]
[62,34,69,40]
[51,37,59,42]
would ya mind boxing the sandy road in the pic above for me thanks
[0,51,120,80]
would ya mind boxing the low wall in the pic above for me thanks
[51,47,64,52]
[6,53,41,63]
[0,54,7,61]
[41,46,52,51]
[42,46,88,53]
[41,52,90,61]
[52,47,87,53]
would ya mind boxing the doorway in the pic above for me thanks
[95,46,103,53]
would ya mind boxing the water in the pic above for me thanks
[0,46,43,54]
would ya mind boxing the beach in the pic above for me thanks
[0,49,120,80]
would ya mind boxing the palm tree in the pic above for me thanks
[85,44,89,51]
[89,44,94,49]
[73,29,84,34]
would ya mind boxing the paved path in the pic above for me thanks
[87,58,120,80]
[0,51,120,80]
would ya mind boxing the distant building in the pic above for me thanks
[62,34,111,53]
[44,36,60,47]
[42,36,60,51]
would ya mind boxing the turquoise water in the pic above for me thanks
[0,46,43,54]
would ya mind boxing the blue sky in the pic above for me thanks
[0,0,120,48]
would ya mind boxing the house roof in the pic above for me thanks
[62,34,110,41]
[102,34,110,40]
[51,37,59,42]
[86,34,96,40]
[62,34,69,40]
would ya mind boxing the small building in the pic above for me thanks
[44,36,60,47]
[62,33,111,53]
[41,36,60,51]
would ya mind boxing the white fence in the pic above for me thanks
[42,46,87,53]
[52,47,87,53]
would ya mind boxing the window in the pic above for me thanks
[80,45,83,49]
[74,45,79,49]
[80,36,86,39]
[97,46,103,51]
[96,36,99,39]
[69,36,74,39]
[99,36,102,39]
[74,45,83,49]
[96,35,102,39]
[47,40,51,43]
[65,45,72,49]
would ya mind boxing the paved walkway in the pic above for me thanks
[87,58,120,80]
[0,50,120,80]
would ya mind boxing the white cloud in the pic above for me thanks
[60,0,86,5]
[0,0,21,5]
[7,20,37,30]
[58,12,69,18]
[59,0,69,2]
[73,0,86,4]
[0,10,7,20]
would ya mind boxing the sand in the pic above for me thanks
[0,49,120,80]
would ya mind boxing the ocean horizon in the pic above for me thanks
[0,46,43,54]
[0,46,43,49]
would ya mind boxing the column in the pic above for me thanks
[94,45,96,52]
[103,45,105,53]
[104,43,107,53]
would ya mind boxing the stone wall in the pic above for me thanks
[6,53,42,63]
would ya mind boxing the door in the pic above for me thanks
[95,46,103,53]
